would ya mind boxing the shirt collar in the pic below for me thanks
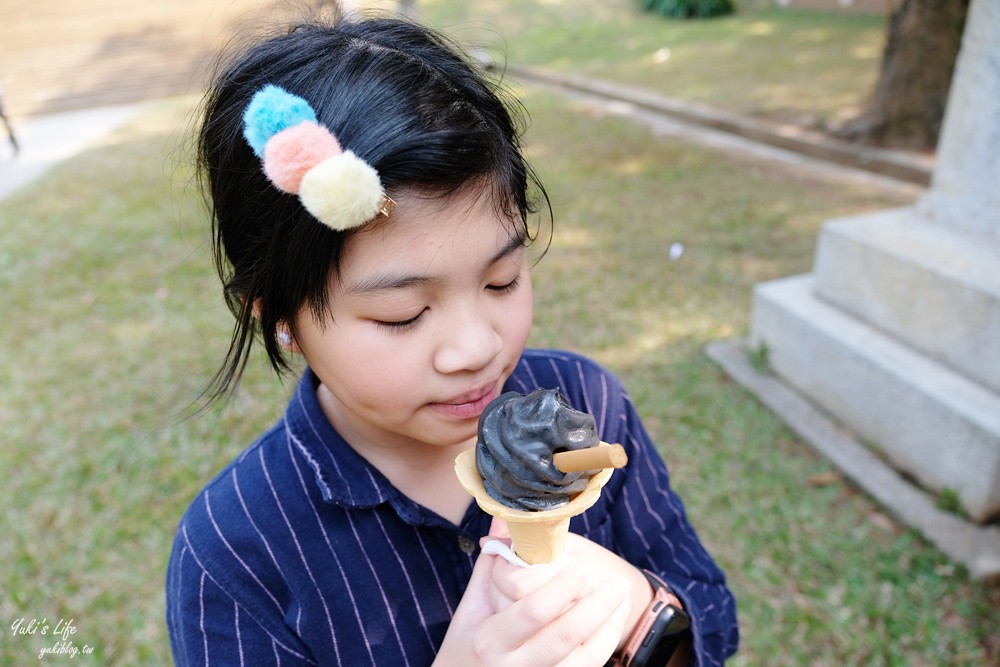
[283,368,392,509]
[283,369,455,527]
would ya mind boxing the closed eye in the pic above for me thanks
[486,276,521,294]
[374,309,426,333]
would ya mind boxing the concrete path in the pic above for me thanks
[0,0,280,200]
[510,65,934,189]
[0,62,932,203]
[0,105,137,200]
[2,63,936,203]
[537,81,925,201]
[0,1,932,202]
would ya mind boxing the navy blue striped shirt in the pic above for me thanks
[166,349,738,665]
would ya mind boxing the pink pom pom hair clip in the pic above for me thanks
[242,84,396,231]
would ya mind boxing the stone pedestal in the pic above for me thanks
[749,0,1000,522]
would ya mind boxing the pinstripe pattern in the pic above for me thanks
[166,349,738,665]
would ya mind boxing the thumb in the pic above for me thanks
[487,516,510,540]
[479,516,511,550]
[446,533,500,632]
[463,523,508,607]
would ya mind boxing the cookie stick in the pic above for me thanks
[553,443,628,473]
[455,442,622,564]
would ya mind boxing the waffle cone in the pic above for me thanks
[454,446,615,564]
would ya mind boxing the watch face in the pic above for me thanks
[632,605,691,666]
[645,632,685,666]
[661,605,691,634]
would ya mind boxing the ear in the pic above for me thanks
[249,298,303,355]
[276,321,303,355]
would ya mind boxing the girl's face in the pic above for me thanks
[292,189,534,453]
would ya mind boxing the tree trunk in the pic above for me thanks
[836,0,969,151]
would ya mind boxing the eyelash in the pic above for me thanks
[375,311,425,333]
[487,276,521,294]
[373,278,520,333]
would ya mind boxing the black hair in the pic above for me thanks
[198,15,549,403]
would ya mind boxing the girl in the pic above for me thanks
[166,14,738,667]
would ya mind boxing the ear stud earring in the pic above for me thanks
[277,330,293,347]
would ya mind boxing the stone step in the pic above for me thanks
[750,273,1000,522]
[812,206,1000,395]
[707,338,1000,580]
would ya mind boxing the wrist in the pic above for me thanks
[618,564,656,652]
[610,570,691,667]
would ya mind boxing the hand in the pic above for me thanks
[489,530,654,651]
[434,519,633,667]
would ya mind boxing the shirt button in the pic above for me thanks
[457,536,477,554]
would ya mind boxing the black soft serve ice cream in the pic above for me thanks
[475,388,600,511]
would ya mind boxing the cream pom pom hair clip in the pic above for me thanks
[242,84,396,231]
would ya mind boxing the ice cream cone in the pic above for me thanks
[454,445,616,564]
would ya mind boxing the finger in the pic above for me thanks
[488,516,510,539]
[436,550,503,665]
[479,562,592,653]
[490,557,564,606]
[502,564,609,647]
[489,585,515,614]
[484,553,570,615]
[528,575,632,666]
[553,595,632,667]
[454,542,500,621]
[479,535,512,550]
[484,547,523,613]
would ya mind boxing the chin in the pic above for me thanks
[432,422,478,449]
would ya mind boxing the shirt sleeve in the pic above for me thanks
[165,524,317,667]
[599,372,740,666]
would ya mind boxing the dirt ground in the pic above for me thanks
[0,0,890,120]
[0,0,292,118]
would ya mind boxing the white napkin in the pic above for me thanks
[480,539,567,569]
[480,539,531,568]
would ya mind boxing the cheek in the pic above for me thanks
[344,329,423,385]
[322,332,426,415]
[503,282,534,345]
[300,322,414,391]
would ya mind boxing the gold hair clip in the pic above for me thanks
[378,195,397,218]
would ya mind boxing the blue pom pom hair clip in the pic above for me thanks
[242,85,396,231]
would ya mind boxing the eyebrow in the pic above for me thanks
[344,231,527,296]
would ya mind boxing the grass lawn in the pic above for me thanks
[418,0,888,128]
[2,4,997,665]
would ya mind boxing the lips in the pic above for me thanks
[430,381,499,420]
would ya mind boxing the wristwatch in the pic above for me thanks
[611,570,691,667]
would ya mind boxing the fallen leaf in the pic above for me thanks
[868,510,900,535]
[806,470,841,486]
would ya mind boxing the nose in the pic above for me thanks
[433,304,503,375]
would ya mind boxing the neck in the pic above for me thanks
[316,383,476,525]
